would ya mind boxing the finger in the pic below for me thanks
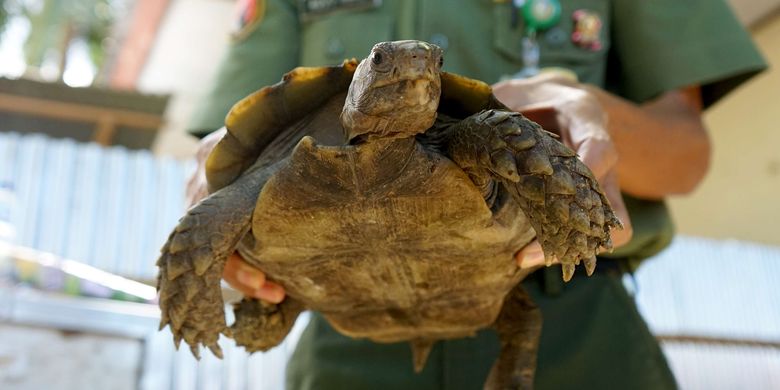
[493,74,580,111]
[252,281,286,304]
[515,240,560,269]
[223,253,263,293]
[223,253,287,303]
[600,170,633,249]
[519,106,562,134]
[575,136,618,182]
[515,240,543,269]
[492,80,537,109]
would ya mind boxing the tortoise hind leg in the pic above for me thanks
[484,284,542,390]
[157,162,273,358]
[231,297,305,352]
[445,109,622,281]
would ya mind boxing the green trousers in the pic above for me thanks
[286,271,677,389]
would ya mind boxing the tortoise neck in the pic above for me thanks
[341,106,435,143]
[352,136,417,174]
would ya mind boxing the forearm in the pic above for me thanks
[590,86,711,199]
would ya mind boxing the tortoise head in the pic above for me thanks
[341,40,444,143]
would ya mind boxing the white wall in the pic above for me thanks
[139,0,234,159]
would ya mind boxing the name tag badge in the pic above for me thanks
[511,0,562,79]
[299,0,382,20]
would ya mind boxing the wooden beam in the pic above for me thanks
[93,115,118,146]
[0,92,164,144]
[657,334,780,350]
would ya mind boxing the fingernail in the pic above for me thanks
[255,286,284,303]
[237,269,263,289]
[268,284,286,303]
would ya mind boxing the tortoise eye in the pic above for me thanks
[370,50,392,72]
[438,56,444,68]
[372,52,383,65]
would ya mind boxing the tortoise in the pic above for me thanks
[157,40,621,389]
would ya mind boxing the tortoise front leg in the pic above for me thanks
[157,162,275,358]
[446,109,622,281]
[485,283,542,390]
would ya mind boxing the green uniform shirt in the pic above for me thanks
[189,0,765,388]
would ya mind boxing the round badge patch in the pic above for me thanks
[571,9,603,51]
[232,0,266,42]
[521,0,562,32]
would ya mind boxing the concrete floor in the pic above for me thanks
[0,324,141,390]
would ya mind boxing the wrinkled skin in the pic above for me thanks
[341,41,442,141]
[157,41,621,390]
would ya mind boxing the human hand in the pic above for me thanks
[492,74,632,269]
[184,128,287,303]
[222,253,286,303]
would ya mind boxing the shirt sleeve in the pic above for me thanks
[188,0,300,138]
[608,0,767,106]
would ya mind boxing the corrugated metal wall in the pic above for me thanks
[634,236,780,389]
[635,237,780,342]
[144,312,310,390]
[0,132,190,281]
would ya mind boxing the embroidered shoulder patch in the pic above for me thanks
[232,0,267,42]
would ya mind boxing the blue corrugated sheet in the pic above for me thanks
[634,236,780,388]
[661,342,780,389]
[1,132,191,281]
[635,236,780,342]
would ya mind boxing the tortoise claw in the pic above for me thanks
[562,263,576,282]
[208,343,224,359]
[585,256,597,276]
[544,254,555,267]
[490,150,521,182]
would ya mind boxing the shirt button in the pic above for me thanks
[430,33,449,50]
[325,37,345,59]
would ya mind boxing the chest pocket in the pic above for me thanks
[299,10,394,66]
[493,0,611,86]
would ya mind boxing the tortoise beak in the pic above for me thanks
[400,42,439,80]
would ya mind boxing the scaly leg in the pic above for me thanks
[446,109,622,281]
[157,162,275,358]
[231,297,305,352]
[484,284,542,390]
